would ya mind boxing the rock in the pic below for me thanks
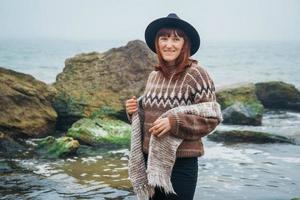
[0,67,57,137]
[67,117,131,147]
[0,132,27,158]
[0,160,13,174]
[53,40,156,129]
[216,83,264,125]
[207,130,295,144]
[35,136,79,158]
[255,81,300,111]
[222,102,262,125]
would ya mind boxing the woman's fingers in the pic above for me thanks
[149,124,164,135]
[126,103,137,110]
[127,107,138,114]
[129,108,138,114]
[127,104,137,109]
[149,118,171,137]
[126,100,137,106]
[149,121,165,135]
[149,120,161,133]
[125,96,138,115]
[154,125,166,136]
[157,128,169,138]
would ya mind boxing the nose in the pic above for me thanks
[166,40,173,48]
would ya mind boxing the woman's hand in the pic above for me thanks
[149,117,171,138]
[125,96,138,115]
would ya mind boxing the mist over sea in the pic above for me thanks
[0,38,299,90]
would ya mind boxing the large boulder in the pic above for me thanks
[222,102,262,125]
[53,40,156,129]
[67,117,131,147]
[216,83,264,125]
[0,67,57,137]
[255,81,300,111]
[207,130,295,144]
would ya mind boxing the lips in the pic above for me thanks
[164,51,175,54]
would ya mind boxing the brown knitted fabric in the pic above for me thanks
[141,63,221,157]
[128,63,222,199]
[128,101,222,199]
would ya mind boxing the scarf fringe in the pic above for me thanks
[148,172,176,195]
[134,184,155,200]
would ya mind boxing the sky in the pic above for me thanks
[0,0,299,41]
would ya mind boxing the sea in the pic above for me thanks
[0,38,299,90]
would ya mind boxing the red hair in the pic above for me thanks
[154,27,197,80]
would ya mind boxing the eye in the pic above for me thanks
[159,37,168,41]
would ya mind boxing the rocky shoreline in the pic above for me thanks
[1,40,300,159]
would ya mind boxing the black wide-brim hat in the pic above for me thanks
[145,13,200,56]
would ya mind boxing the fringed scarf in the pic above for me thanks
[128,97,222,200]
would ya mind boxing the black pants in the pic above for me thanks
[144,153,198,200]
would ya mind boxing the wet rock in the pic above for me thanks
[255,81,300,111]
[222,102,262,125]
[53,40,156,129]
[0,160,13,174]
[0,67,57,137]
[67,118,131,147]
[207,130,295,144]
[216,83,264,125]
[35,136,79,158]
[0,132,26,158]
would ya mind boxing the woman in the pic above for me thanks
[126,13,222,200]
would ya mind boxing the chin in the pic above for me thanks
[163,57,176,62]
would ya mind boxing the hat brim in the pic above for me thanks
[145,17,200,56]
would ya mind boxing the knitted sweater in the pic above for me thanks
[129,63,221,157]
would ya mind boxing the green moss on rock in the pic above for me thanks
[222,102,263,125]
[216,83,263,110]
[67,118,131,147]
[53,40,156,129]
[216,83,264,125]
[36,136,80,158]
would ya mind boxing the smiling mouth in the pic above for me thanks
[164,51,175,54]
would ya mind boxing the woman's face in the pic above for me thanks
[158,33,184,65]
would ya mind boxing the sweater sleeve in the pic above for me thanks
[168,66,222,140]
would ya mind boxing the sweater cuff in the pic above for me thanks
[168,113,180,137]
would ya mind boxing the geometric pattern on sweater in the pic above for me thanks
[129,100,222,199]
[142,64,216,109]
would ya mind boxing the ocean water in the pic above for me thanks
[0,39,299,90]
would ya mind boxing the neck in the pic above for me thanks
[166,61,176,67]
[165,65,177,74]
